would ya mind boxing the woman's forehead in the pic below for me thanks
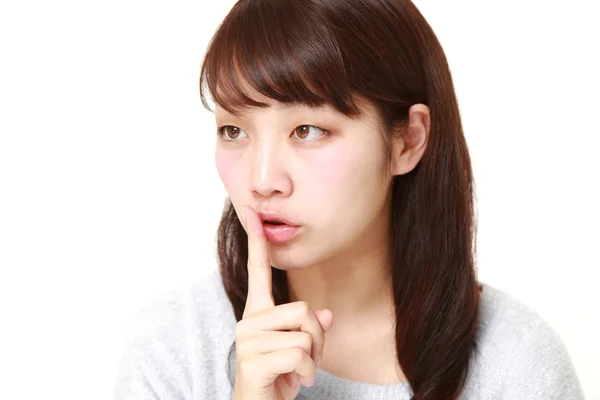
[213,89,376,118]
[214,100,337,117]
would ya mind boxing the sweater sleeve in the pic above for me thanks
[500,315,584,399]
[113,330,160,400]
[113,292,191,400]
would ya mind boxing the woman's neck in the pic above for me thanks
[285,234,395,324]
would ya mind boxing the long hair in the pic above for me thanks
[199,1,481,399]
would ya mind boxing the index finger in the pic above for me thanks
[240,205,275,317]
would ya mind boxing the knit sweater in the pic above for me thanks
[113,269,584,399]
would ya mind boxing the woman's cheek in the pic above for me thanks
[215,150,238,192]
[309,150,350,188]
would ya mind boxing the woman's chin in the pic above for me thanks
[268,247,312,271]
[267,236,335,271]
[270,259,305,271]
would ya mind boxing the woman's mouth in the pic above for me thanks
[261,222,300,243]
[258,212,301,243]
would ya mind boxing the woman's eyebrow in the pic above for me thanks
[216,103,336,120]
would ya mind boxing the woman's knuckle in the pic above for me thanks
[296,300,311,317]
[299,331,312,348]
[292,346,306,362]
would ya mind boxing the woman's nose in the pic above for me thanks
[248,142,292,198]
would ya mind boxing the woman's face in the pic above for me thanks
[214,97,396,270]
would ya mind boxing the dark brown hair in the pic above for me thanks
[199,0,481,399]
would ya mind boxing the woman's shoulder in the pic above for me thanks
[114,269,236,399]
[476,282,553,341]
[475,282,568,352]
[465,282,584,399]
[124,268,235,341]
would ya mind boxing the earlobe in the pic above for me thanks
[390,104,431,176]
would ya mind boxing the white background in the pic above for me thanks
[0,0,598,399]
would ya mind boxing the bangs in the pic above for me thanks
[199,0,363,117]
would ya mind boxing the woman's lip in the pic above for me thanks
[257,211,299,227]
[262,223,300,243]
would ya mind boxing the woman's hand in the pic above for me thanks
[233,205,334,400]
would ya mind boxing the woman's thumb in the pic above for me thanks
[314,309,334,332]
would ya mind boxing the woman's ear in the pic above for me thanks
[390,103,430,176]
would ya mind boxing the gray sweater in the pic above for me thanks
[113,269,584,399]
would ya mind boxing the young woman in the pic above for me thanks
[114,1,584,399]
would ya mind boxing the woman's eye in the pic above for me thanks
[217,126,247,141]
[217,125,328,141]
[292,125,328,141]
